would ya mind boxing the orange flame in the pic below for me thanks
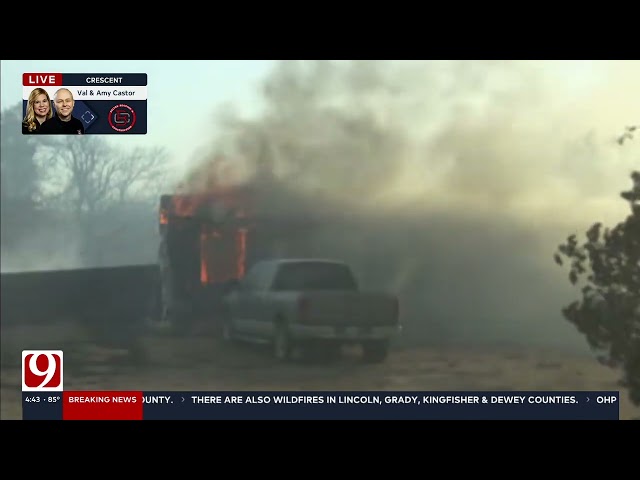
[162,188,252,286]
[163,189,254,221]
[236,228,248,278]
[200,228,210,285]
[200,227,234,285]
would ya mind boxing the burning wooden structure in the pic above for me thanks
[155,185,325,328]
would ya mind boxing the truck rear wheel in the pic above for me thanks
[362,340,390,363]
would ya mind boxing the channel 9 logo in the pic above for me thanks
[22,350,64,391]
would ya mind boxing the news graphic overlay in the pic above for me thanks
[22,73,147,134]
[22,350,63,391]
[22,390,621,420]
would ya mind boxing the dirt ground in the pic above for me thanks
[2,325,638,420]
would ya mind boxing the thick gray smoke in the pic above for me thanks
[180,60,639,350]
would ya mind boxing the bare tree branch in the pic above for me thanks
[38,136,169,215]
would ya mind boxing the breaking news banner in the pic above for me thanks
[22,73,147,135]
[21,351,620,420]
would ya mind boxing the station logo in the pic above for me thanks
[108,104,137,132]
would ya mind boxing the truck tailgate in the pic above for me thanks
[300,291,398,326]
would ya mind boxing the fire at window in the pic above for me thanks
[159,192,251,288]
[199,226,247,285]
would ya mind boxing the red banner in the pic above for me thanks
[63,391,143,420]
[23,73,62,86]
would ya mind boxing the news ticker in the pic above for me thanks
[23,73,147,134]
[19,351,621,420]
[22,391,620,420]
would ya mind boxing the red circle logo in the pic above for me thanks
[108,104,137,132]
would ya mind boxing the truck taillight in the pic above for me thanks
[298,297,311,324]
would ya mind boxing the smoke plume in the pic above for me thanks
[180,60,639,350]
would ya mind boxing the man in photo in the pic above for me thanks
[40,88,85,135]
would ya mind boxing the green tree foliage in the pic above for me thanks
[555,126,639,406]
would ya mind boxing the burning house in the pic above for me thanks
[155,183,327,329]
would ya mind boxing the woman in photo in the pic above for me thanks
[22,87,53,134]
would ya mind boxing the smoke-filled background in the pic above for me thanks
[2,60,638,351]
[179,60,639,350]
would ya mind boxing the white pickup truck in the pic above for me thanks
[221,259,401,362]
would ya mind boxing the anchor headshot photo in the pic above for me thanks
[39,88,85,135]
[21,87,53,134]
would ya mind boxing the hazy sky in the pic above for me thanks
[2,59,637,224]
[1,60,276,175]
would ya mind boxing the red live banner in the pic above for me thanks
[63,391,143,420]
[23,73,63,86]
